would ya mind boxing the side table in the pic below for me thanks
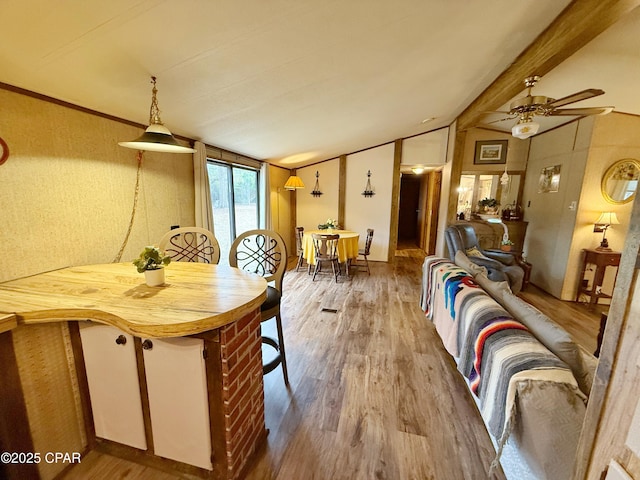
[576,249,621,308]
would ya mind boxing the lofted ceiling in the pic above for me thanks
[479,6,640,136]
[1,1,637,168]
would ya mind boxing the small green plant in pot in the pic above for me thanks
[501,239,514,252]
[478,197,499,213]
[133,246,171,286]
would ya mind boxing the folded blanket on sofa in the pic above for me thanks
[421,256,587,479]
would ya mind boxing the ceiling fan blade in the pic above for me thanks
[482,110,512,115]
[546,89,605,108]
[485,115,516,124]
[549,106,614,116]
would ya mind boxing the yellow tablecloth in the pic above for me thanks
[302,230,360,265]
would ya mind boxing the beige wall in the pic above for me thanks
[521,119,593,298]
[296,159,340,231]
[462,128,529,173]
[521,113,640,300]
[0,89,195,283]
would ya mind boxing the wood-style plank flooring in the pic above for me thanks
[63,251,601,480]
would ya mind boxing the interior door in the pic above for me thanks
[398,175,421,245]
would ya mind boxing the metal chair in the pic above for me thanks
[311,233,341,282]
[229,229,289,385]
[158,227,221,264]
[355,228,374,275]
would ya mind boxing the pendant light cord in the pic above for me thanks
[113,151,144,263]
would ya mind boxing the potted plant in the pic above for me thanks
[500,239,514,252]
[478,197,499,213]
[133,246,171,286]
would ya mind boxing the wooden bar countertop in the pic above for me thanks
[0,263,267,338]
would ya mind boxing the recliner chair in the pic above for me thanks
[444,223,524,293]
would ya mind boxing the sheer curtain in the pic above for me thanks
[260,162,272,230]
[193,141,214,232]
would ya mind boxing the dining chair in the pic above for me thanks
[356,228,374,275]
[158,227,221,264]
[229,229,289,385]
[295,226,306,272]
[311,233,341,282]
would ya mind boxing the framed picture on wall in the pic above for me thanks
[473,140,508,165]
[538,164,561,193]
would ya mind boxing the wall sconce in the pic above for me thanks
[311,171,323,197]
[362,170,375,198]
[284,175,305,190]
[593,211,620,251]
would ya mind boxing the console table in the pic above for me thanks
[576,249,621,308]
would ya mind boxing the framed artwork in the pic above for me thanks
[474,140,508,165]
[538,165,561,193]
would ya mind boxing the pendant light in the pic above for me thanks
[119,77,195,154]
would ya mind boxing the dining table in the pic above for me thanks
[0,262,269,480]
[302,229,360,275]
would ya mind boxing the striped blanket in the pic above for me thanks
[421,256,582,475]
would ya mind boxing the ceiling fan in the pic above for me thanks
[487,75,614,139]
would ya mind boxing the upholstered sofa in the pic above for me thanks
[420,253,595,480]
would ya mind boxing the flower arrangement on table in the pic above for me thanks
[318,218,339,230]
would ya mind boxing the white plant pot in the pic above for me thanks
[144,268,165,287]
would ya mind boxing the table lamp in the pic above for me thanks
[593,212,620,251]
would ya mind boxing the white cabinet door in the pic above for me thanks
[79,322,147,450]
[142,337,212,470]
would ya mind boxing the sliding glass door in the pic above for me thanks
[207,162,260,263]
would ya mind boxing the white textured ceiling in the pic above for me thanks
[3,0,635,168]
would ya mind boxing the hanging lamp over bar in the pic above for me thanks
[119,76,195,154]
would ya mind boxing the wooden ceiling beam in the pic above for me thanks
[457,0,640,132]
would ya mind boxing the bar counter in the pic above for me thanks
[0,262,269,480]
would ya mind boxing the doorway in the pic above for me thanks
[396,171,441,254]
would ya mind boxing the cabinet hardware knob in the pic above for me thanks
[142,339,153,350]
[115,335,127,345]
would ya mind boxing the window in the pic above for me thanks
[207,162,260,264]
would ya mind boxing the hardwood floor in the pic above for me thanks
[63,253,602,480]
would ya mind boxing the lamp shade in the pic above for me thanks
[284,175,305,190]
[512,120,540,139]
[119,124,196,154]
[595,212,620,226]
[119,76,195,154]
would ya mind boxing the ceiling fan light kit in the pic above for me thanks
[512,118,540,139]
[487,75,613,140]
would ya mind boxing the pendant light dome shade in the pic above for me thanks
[119,77,195,154]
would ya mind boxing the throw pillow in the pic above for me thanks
[454,250,487,277]
[474,271,511,307]
[465,246,488,259]
[501,292,592,396]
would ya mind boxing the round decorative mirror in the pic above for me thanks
[601,158,640,204]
